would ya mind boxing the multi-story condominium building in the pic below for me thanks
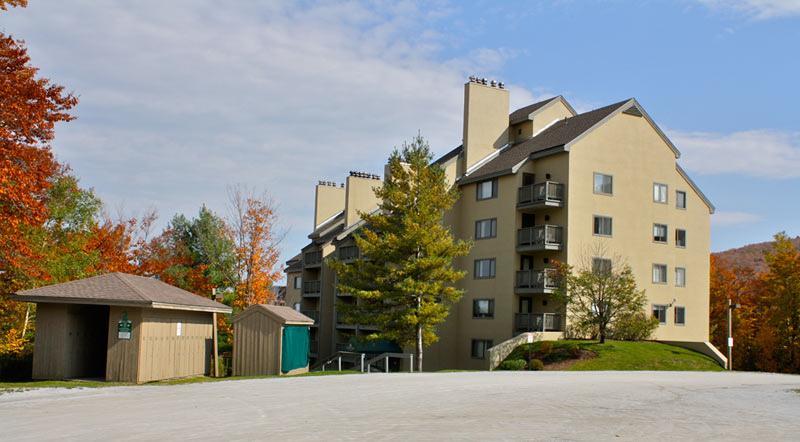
[285,77,717,370]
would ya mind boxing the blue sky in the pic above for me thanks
[2,0,799,274]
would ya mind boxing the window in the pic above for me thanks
[592,258,612,275]
[653,224,668,243]
[471,339,493,359]
[475,218,497,239]
[652,264,667,284]
[675,267,686,287]
[675,229,686,248]
[676,191,687,209]
[293,276,302,289]
[653,183,668,203]
[652,305,668,324]
[476,179,497,200]
[675,306,686,325]
[474,259,496,279]
[593,173,613,195]
[593,216,613,236]
[472,299,495,319]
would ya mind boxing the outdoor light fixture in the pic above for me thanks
[727,299,740,371]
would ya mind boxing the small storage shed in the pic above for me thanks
[233,304,314,376]
[14,272,231,383]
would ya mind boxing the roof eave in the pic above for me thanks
[12,294,151,308]
[676,164,715,214]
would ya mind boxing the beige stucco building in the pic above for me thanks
[285,78,719,370]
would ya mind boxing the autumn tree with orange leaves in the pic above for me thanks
[0,21,78,353]
[711,233,800,373]
[228,186,283,310]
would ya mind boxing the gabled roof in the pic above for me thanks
[508,96,575,125]
[285,253,303,273]
[462,100,630,184]
[432,144,462,166]
[233,304,314,325]
[14,272,232,313]
[677,164,716,214]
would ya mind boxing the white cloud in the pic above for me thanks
[671,129,800,178]
[697,0,800,19]
[3,1,533,269]
[711,211,763,226]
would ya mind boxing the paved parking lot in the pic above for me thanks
[2,371,799,441]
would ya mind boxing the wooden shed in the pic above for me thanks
[233,305,314,376]
[14,272,231,384]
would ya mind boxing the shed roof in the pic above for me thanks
[14,272,232,313]
[233,304,314,325]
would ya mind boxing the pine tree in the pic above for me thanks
[331,135,470,371]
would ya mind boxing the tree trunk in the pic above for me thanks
[21,304,31,337]
[416,322,423,372]
[599,324,606,344]
[416,295,423,372]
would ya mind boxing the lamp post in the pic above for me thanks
[727,299,740,371]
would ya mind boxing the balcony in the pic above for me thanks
[336,312,356,329]
[515,313,564,332]
[302,280,321,297]
[515,269,559,294]
[338,245,359,262]
[304,250,322,268]
[335,342,354,352]
[301,310,319,325]
[517,225,563,252]
[517,181,564,210]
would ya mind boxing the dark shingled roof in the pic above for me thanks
[508,97,560,125]
[14,272,232,313]
[464,99,630,183]
[285,253,303,273]
[432,144,462,165]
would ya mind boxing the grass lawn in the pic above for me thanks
[503,340,724,371]
[0,370,361,392]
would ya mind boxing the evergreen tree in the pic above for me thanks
[331,135,470,371]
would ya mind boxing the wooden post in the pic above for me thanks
[212,312,220,378]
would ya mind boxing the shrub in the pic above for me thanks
[609,312,660,341]
[528,359,545,371]
[564,343,581,358]
[538,341,553,356]
[0,350,33,381]
[499,359,527,371]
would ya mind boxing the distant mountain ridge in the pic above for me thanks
[713,236,800,273]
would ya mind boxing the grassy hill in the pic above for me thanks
[501,340,723,371]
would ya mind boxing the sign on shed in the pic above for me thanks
[118,311,132,340]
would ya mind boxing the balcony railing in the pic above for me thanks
[335,342,354,352]
[517,225,563,251]
[515,269,559,293]
[304,250,322,267]
[302,280,321,297]
[301,310,319,323]
[517,181,564,208]
[515,313,563,332]
[336,312,356,328]
[338,245,359,262]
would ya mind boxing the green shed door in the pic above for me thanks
[281,325,309,373]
